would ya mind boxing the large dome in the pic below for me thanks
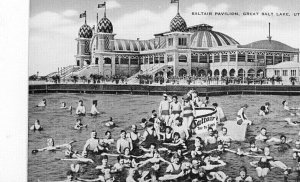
[78,24,93,38]
[97,17,113,33]
[170,13,187,32]
[189,24,239,47]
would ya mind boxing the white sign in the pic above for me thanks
[193,108,217,134]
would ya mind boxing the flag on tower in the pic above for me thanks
[98,2,106,8]
[170,0,179,3]
[79,11,86,18]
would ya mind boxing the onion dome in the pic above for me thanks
[78,23,93,38]
[170,13,187,32]
[97,16,113,33]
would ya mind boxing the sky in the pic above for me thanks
[29,0,300,75]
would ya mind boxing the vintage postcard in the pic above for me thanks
[27,0,300,182]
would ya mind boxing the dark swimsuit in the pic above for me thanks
[257,158,272,169]
[143,129,157,148]
[164,133,173,143]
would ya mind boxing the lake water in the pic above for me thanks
[28,93,300,182]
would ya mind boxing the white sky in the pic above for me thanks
[29,0,300,75]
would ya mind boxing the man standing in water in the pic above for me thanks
[83,130,105,154]
[116,130,133,154]
[76,100,86,116]
[169,95,182,127]
[159,93,171,125]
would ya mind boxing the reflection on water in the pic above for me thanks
[28,93,300,182]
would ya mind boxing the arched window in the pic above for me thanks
[238,69,245,78]
[214,69,220,76]
[207,70,212,77]
[257,69,264,77]
[247,69,255,77]
[191,69,197,76]
[178,69,187,77]
[76,60,80,66]
[179,55,187,63]
[95,58,99,65]
[229,69,235,77]
[221,69,227,77]
[104,57,112,64]
[155,71,164,77]
[198,69,206,77]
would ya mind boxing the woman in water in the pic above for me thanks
[237,104,252,125]
[250,147,289,179]
[30,119,43,131]
[181,94,194,132]
[235,166,253,182]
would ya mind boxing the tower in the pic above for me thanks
[75,15,93,68]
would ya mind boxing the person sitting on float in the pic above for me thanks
[236,104,252,125]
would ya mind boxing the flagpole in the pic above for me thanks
[104,2,107,17]
[177,1,179,14]
[84,11,87,24]
[96,13,98,24]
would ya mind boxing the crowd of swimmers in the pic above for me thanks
[31,91,300,182]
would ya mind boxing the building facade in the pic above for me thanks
[68,11,299,81]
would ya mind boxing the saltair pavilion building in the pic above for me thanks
[61,9,299,81]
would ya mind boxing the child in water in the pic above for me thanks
[30,120,43,131]
[74,118,87,130]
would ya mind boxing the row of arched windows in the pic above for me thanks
[178,68,265,77]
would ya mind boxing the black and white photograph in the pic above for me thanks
[23,0,300,181]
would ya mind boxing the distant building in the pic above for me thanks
[266,61,300,84]
[60,9,299,82]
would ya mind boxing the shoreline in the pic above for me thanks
[29,84,300,96]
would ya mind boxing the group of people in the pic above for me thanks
[31,91,300,182]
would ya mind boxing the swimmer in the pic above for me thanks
[293,141,300,159]
[36,98,46,107]
[90,100,100,116]
[74,118,87,130]
[60,102,67,109]
[138,149,170,171]
[204,127,218,146]
[169,95,182,126]
[32,138,75,153]
[105,117,116,127]
[61,150,94,163]
[37,170,77,182]
[237,104,252,125]
[140,118,147,129]
[250,147,289,179]
[282,100,298,111]
[217,127,232,148]
[163,132,187,151]
[100,131,115,146]
[212,103,226,123]
[82,130,107,154]
[259,102,270,116]
[285,118,299,126]
[158,93,171,123]
[75,100,86,116]
[181,94,194,132]
[30,119,43,131]
[116,130,133,154]
[235,166,253,182]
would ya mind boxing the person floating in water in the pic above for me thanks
[75,100,86,116]
[90,100,100,116]
[30,119,43,131]
[105,117,115,127]
[32,138,75,153]
[36,99,46,107]
[259,102,270,116]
